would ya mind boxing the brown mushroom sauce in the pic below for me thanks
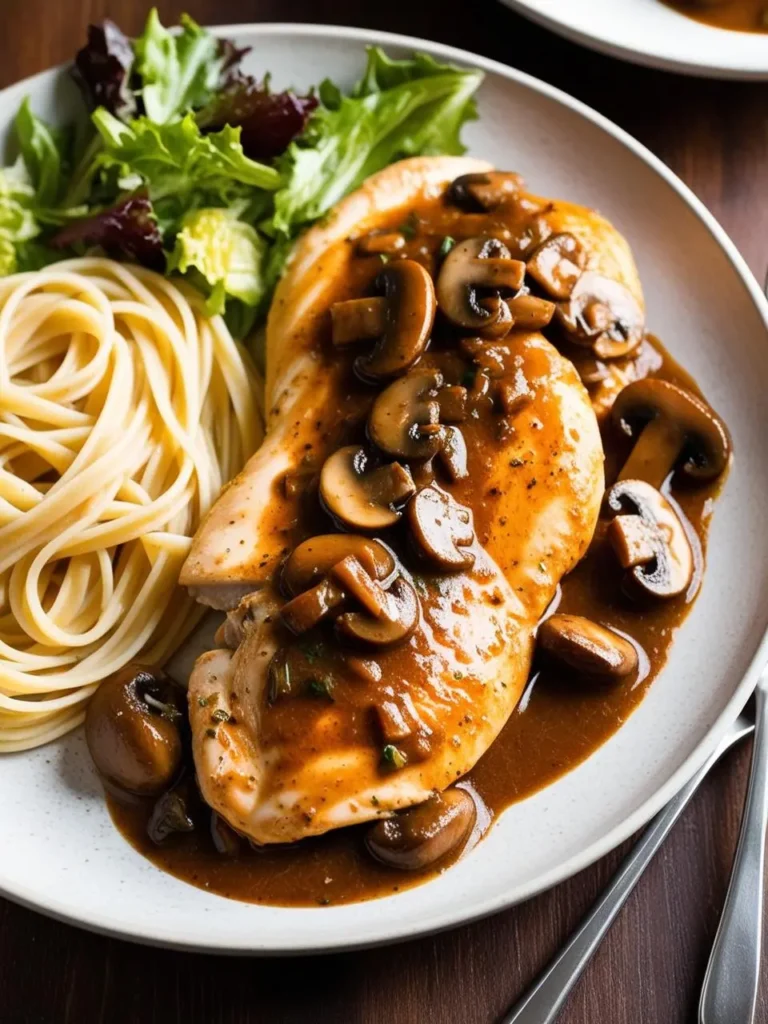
[660,0,768,32]
[108,176,728,907]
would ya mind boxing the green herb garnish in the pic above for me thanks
[307,677,334,701]
[381,744,407,770]
[397,211,418,240]
[438,235,456,259]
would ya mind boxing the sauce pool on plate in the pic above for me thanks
[109,332,722,907]
[661,0,768,32]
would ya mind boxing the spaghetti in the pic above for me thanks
[0,258,261,751]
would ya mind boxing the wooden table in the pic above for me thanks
[2,2,767,1021]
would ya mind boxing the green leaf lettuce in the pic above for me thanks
[168,206,267,314]
[134,10,226,125]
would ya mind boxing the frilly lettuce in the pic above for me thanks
[0,159,41,274]
[168,206,267,316]
[0,11,484,340]
[270,49,482,236]
[134,11,228,125]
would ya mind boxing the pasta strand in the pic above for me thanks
[0,259,262,750]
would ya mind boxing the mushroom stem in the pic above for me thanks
[612,379,730,489]
[618,414,685,488]
[537,614,638,681]
[365,788,476,870]
[605,479,693,599]
[447,171,524,211]
[331,297,386,346]
[507,294,556,330]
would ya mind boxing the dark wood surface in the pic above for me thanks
[2,2,766,1021]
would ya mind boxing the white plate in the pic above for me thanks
[2,23,768,955]
[501,0,768,79]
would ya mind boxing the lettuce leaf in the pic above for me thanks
[50,194,163,267]
[0,19,483,339]
[14,100,68,209]
[0,159,41,274]
[134,10,226,125]
[72,19,137,119]
[270,49,482,237]
[168,206,267,313]
[93,110,280,206]
[196,77,318,162]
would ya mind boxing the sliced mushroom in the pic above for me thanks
[555,272,645,359]
[85,665,183,797]
[436,237,525,337]
[331,554,392,618]
[613,379,731,489]
[280,576,346,634]
[437,384,468,423]
[436,426,468,481]
[336,577,420,648]
[283,535,396,596]
[282,466,317,499]
[368,370,445,461]
[320,446,415,531]
[605,479,693,599]
[537,613,638,681]
[330,297,385,346]
[407,484,475,572]
[211,812,242,856]
[330,260,436,382]
[526,232,586,301]
[447,171,524,211]
[366,788,476,870]
[507,293,556,330]
[147,782,195,844]
[497,369,533,417]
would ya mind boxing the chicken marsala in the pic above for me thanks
[180,157,620,844]
[91,157,730,903]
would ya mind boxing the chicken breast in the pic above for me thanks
[180,160,642,605]
[181,157,493,607]
[188,327,602,844]
[180,157,612,845]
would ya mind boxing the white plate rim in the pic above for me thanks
[0,21,766,954]
[500,0,768,80]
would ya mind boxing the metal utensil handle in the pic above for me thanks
[699,684,768,1024]
[502,719,751,1024]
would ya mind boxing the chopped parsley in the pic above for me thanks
[438,235,456,259]
[398,211,418,240]
[381,744,407,770]
[307,677,334,701]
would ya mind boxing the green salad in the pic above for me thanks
[0,11,483,337]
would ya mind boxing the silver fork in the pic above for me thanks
[500,709,755,1024]
[698,668,768,1024]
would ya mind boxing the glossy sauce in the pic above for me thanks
[109,186,725,906]
[661,0,768,32]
